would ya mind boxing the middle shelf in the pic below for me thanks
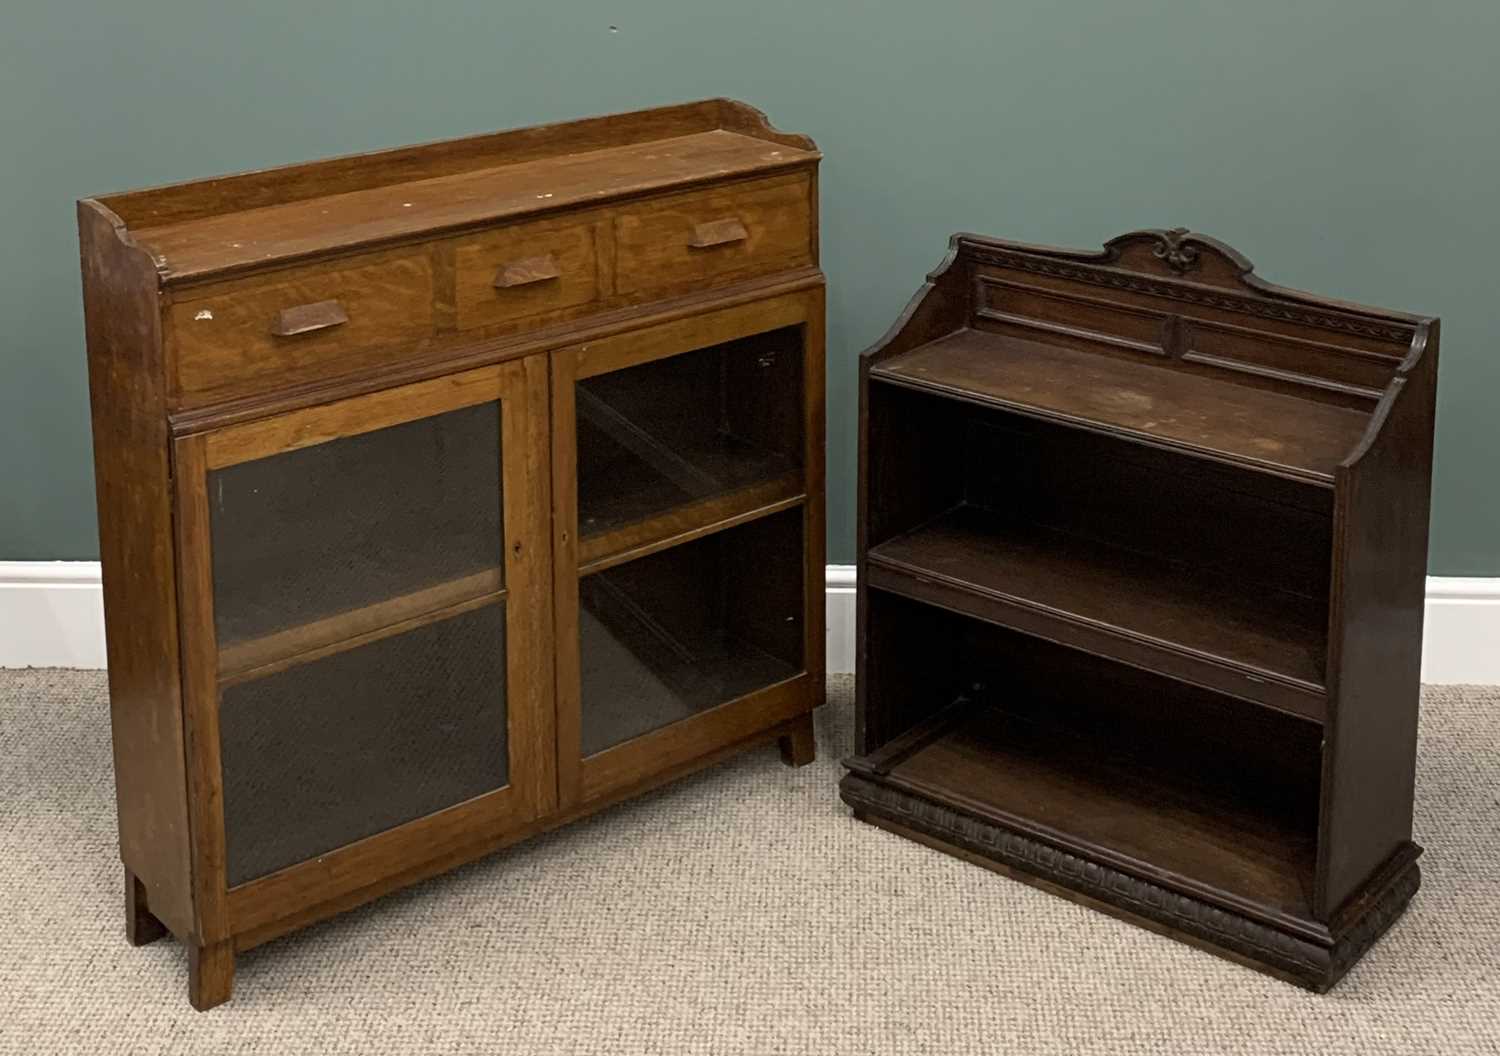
[863,380,1335,721]
[868,504,1327,720]
[574,322,807,571]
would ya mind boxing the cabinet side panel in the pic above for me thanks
[78,201,194,937]
[1319,327,1438,917]
[803,286,827,702]
[855,269,969,754]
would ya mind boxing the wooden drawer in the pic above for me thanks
[454,217,600,331]
[169,248,434,399]
[614,174,812,298]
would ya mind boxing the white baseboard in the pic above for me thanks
[1420,577,1500,684]
[825,564,857,676]
[0,562,109,669]
[2,561,1495,683]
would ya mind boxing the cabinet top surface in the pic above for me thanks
[88,99,819,285]
[872,328,1373,484]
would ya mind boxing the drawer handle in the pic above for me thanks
[270,299,348,337]
[494,254,561,288]
[688,218,748,249]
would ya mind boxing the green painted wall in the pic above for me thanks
[2,1,1496,571]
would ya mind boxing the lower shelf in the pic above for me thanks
[848,698,1318,922]
[841,771,1421,991]
[578,606,800,757]
[576,504,806,758]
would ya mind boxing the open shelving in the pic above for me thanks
[843,229,1438,991]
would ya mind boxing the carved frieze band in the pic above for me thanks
[963,247,1414,345]
[840,774,1420,986]
[1326,860,1422,980]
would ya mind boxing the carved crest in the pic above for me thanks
[1150,227,1201,274]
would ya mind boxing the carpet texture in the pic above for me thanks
[1,671,1497,1054]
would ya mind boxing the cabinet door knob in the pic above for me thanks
[688,218,748,249]
[494,253,561,288]
[270,299,348,337]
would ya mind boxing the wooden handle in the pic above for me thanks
[688,218,748,249]
[494,254,561,288]
[270,299,348,337]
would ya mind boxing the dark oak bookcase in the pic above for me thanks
[841,229,1438,990]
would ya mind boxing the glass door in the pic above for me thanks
[552,294,824,805]
[173,358,553,923]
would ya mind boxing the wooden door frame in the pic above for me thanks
[171,356,555,943]
[550,288,824,808]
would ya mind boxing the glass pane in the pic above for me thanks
[219,603,507,886]
[576,326,803,539]
[209,402,502,650]
[579,508,804,756]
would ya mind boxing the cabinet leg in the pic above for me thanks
[188,940,235,1011]
[124,866,167,947]
[777,713,816,768]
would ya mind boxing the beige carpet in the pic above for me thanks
[1,671,1497,1055]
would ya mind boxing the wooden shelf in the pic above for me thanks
[851,699,1318,924]
[850,228,1433,990]
[578,508,806,758]
[871,328,1373,485]
[579,476,804,575]
[575,345,804,567]
[867,505,1327,720]
[579,606,800,758]
[576,386,800,537]
[218,569,504,684]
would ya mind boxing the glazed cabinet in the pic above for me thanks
[553,303,822,805]
[79,99,823,1009]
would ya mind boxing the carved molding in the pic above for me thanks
[1327,861,1422,981]
[963,246,1414,345]
[1150,227,1201,274]
[840,774,1420,989]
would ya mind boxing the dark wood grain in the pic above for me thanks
[868,505,1327,718]
[843,776,1420,993]
[847,227,1437,991]
[868,700,1317,921]
[1318,323,1439,917]
[873,327,1372,484]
